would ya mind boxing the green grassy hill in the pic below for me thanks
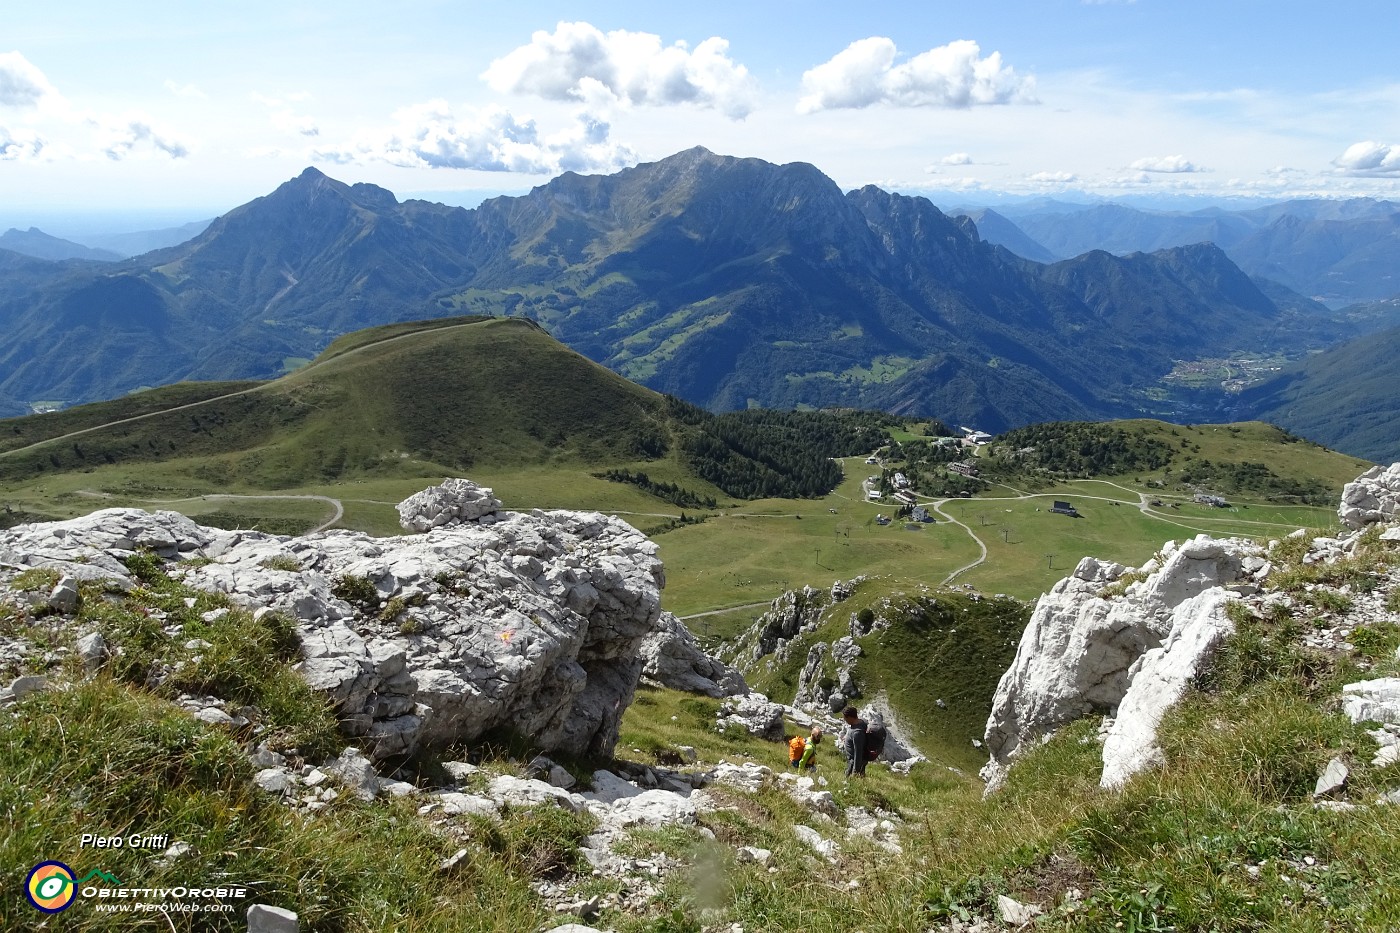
[0,316,678,489]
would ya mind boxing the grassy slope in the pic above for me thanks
[6,534,1397,931]
[736,578,1028,772]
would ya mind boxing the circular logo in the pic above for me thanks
[26,861,77,913]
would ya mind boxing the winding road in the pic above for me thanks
[78,490,344,534]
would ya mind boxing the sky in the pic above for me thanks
[3,0,1399,231]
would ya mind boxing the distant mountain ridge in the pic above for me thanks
[0,149,1374,437]
[1234,320,1400,463]
[0,227,122,262]
[970,198,1400,306]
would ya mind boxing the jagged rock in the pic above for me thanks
[326,747,381,800]
[716,693,786,741]
[997,894,1041,926]
[592,789,697,829]
[777,773,838,816]
[1071,556,1128,585]
[438,849,469,873]
[831,637,862,699]
[1342,678,1400,725]
[792,642,830,709]
[526,756,578,789]
[254,768,297,795]
[710,762,771,793]
[1314,757,1349,798]
[1338,463,1400,529]
[800,636,862,708]
[397,478,502,532]
[737,587,828,667]
[247,904,299,933]
[249,743,286,769]
[433,792,500,818]
[830,578,859,602]
[75,631,107,676]
[1372,745,1400,769]
[640,611,747,697]
[736,846,772,864]
[441,761,479,782]
[1100,589,1239,788]
[47,575,80,613]
[487,775,586,813]
[982,534,1260,790]
[1,488,667,761]
[792,824,838,859]
[9,674,49,699]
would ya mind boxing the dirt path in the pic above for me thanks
[76,490,344,533]
[678,601,772,622]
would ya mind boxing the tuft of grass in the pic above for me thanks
[258,554,304,572]
[10,567,60,591]
[332,573,379,612]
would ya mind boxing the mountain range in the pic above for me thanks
[0,148,1394,450]
[969,198,1400,307]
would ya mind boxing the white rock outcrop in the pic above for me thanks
[0,480,667,760]
[1341,678,1400,725]
[982,536,1263,790]
[1337,463,1400,530]
[396,478,503,532]
[1099,588,1238,788]
[639,611,746,698]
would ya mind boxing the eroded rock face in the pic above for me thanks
[982,536,1263,790]
[0,482,666,761]
[639,611,747,698]
[1338,463,1400,530]
[1099,588,1238,788]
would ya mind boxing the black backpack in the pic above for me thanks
[864,723,887,761]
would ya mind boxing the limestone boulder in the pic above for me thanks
[397,478,503,532]
[1338,463,1400,530]
[0,480,668,762]
[716,692,786,741]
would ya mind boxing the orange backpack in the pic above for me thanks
[788,735,807,761]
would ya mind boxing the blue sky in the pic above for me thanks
[3,0,1398,225]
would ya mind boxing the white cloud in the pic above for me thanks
[315,101,636,175]
[797,38,1035,114]
[0,125,45,159]
[941,152,974,165]
[1332,140,1400,176]
[0,51,58,108]
[164,80,206,100]
[483,22,756,119]
[1129,154,1205,173]
[96,114,189,160]
[1027,171,1077,183]
[253,92,320,137]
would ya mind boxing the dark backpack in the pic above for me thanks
[864,723,887,761]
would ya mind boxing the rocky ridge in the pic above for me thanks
[983,462,1400,794]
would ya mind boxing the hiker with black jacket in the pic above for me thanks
[841,706,868,777]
